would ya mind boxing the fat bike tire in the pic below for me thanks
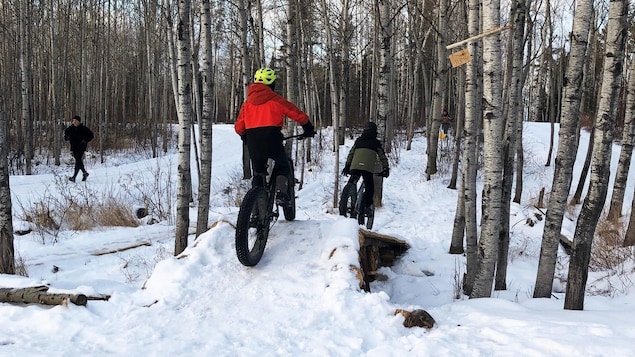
[365,206,374,229]
[235,187,269,266]
[339,183,358,217]
[356,184,366,226]
[282,165,296,221]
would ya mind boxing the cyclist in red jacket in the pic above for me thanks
[235,67,315,206]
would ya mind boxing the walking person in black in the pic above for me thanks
[64,115,94,182]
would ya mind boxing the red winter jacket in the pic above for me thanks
[235,83,309,136]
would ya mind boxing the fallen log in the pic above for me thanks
[92,241,152,256]
[358,229,409,292]
[0,286,88,306]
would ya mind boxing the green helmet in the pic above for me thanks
[254,67,276,85]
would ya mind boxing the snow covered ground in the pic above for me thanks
[1,123,633,356]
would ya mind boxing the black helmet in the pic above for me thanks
[363,122,377,136]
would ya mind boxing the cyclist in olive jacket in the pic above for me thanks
[342,122,389,214]
[235,67,315,206]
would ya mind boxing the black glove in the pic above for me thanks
[342,167,350,176]
[380,168,390,178]
[301,122,316,138]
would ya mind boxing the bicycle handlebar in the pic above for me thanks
[283,133,309,141]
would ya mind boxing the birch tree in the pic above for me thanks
[607,60,635,221]
[196,0,215,237]
[0,96,15,274]
[320,0,342,207]
[620,58,635,247]
[374,0,393,206]
[565,0,628,310]
[237,0,252,179]
[174,0,194,255]
[497,0,526,290]
[471,0,504,299]
[19,0,34,175]
[451,0,481,296]
[533,0,594,299]
[425,0,448,180]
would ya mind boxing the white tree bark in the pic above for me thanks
[196,0,214,237]
[456,0,481,296]
[497,0,526,291]
[19,0,33,175]
[174,0,194,255]
[533,0,594,299]
[0,97,16,274]
[425,0,448,179]
[237,0,252,179]
[620,59,635,247]
[471,0,504,299]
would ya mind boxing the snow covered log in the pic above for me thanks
[0,286,88,306]
[358,229,409,292]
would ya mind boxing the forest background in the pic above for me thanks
[1,0,635,311]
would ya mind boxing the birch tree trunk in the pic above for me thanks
[285,0,298,141]
[238,0,252,180]
[48,0,61,166]
[425,1,448,180]
[565,0,628,310]
[533,0,593,298]
[496,0,526,291]
[455,0,481,295]
[320,0,341,207]
[0,97,15,274]
[19,0,34,175]
[196,0,214,237]
[174,0,194,255]
[375,0,393,207]
[471,0,504,299]
[607,58,635,221]
[572,125,594,204]
[338,0,351,147]
[620,59,635,247]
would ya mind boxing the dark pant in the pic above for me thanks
[442,123,450,134]
[349,169,374,208]
[72,150,86,177]
[245,127,290,188]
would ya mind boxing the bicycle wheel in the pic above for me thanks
[339,183,358,217]
[235,187,270,266]
[282,160,296,221]
[356,183,366,226]
[365,205,374,229]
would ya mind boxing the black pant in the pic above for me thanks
[349,169,374,208]
[72,150,86,177]
[245,127,290,187]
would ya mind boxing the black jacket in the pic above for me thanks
[345,127,389,173]
[64,124,94,152]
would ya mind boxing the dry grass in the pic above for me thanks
[590,218,631,272]
[62,198,138,231]
[24,202,60,231]
[17,173,140,242]
[14,255,28,277]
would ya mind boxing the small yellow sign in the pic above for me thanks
[449,48,472,67]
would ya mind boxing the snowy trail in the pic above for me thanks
[64,215,403,356]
